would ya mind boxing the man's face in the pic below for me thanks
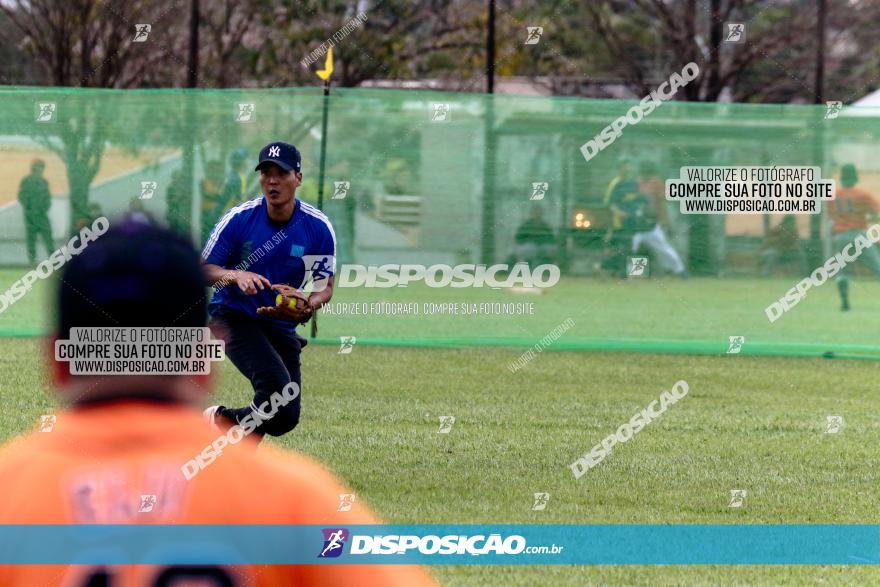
[32,164,45,177]
[259,164,300,206]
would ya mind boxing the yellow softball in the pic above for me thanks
[276,293,297,309]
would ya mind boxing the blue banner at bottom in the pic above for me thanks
[0,525,878,565]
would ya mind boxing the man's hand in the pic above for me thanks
[256,284,314,323]
[235,271,271,295]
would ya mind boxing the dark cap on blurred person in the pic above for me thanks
[56,219,206,337]
[840,163,858,188]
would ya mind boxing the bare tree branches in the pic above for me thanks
[581,0,820,102]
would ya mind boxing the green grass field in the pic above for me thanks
[6,269,880,353]
[2,269,880,584]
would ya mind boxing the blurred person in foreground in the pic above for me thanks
[0,220,436,587]
[827,164,880,311]
[18,158,54,265]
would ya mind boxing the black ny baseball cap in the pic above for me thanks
[255,141,301,173]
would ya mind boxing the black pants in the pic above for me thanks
[24,212,53,265]
[209,308,305,437]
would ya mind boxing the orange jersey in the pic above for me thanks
[828,186,878,233]
[0,401,437,587]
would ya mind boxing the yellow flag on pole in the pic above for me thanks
[316,47,334,81]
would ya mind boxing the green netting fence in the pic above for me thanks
[1,86,879,358]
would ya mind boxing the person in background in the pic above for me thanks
[128,197,156,225]
[601,160,640,277]
[637,161,668,230]
[512,205,555,266]
[220,148,250,211]
[633,160,687,277]
[18,159,53,265]
[164,167,187,230]
[759,215,805,277]
[604,160,685,277]
[200,160,224,243]
[827,163,880,311]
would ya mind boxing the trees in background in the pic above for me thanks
[1,0,878,251]
[0,0,875,103]
[0,0,174,222]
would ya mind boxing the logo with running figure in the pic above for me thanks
[333,181,350,199]
[139,181,158,200]
[431,103,450,122]
[727,335,745,354]
[337,493,356,512]
[531,492,550,511]
[338,336,356,354]
[524,27,543,45]
[301,254,336,292]
[530,182,548,201]
[38,414,56,432]
[236,103,256,123]
[628,256,648,277]
[725,23,745,43]
[138,494,157,513]
[35,102,57,123]
[728,489,747,508]
[319,528,349,558]
[438,415,456,433]
[825,101,843,120]
[133,24,151,42]
[825,415,843,434]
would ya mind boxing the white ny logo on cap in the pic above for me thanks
[269,145,281,158]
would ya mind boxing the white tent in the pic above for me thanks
[839,88,880,117]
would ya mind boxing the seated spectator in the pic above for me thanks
[513,205,555,266]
